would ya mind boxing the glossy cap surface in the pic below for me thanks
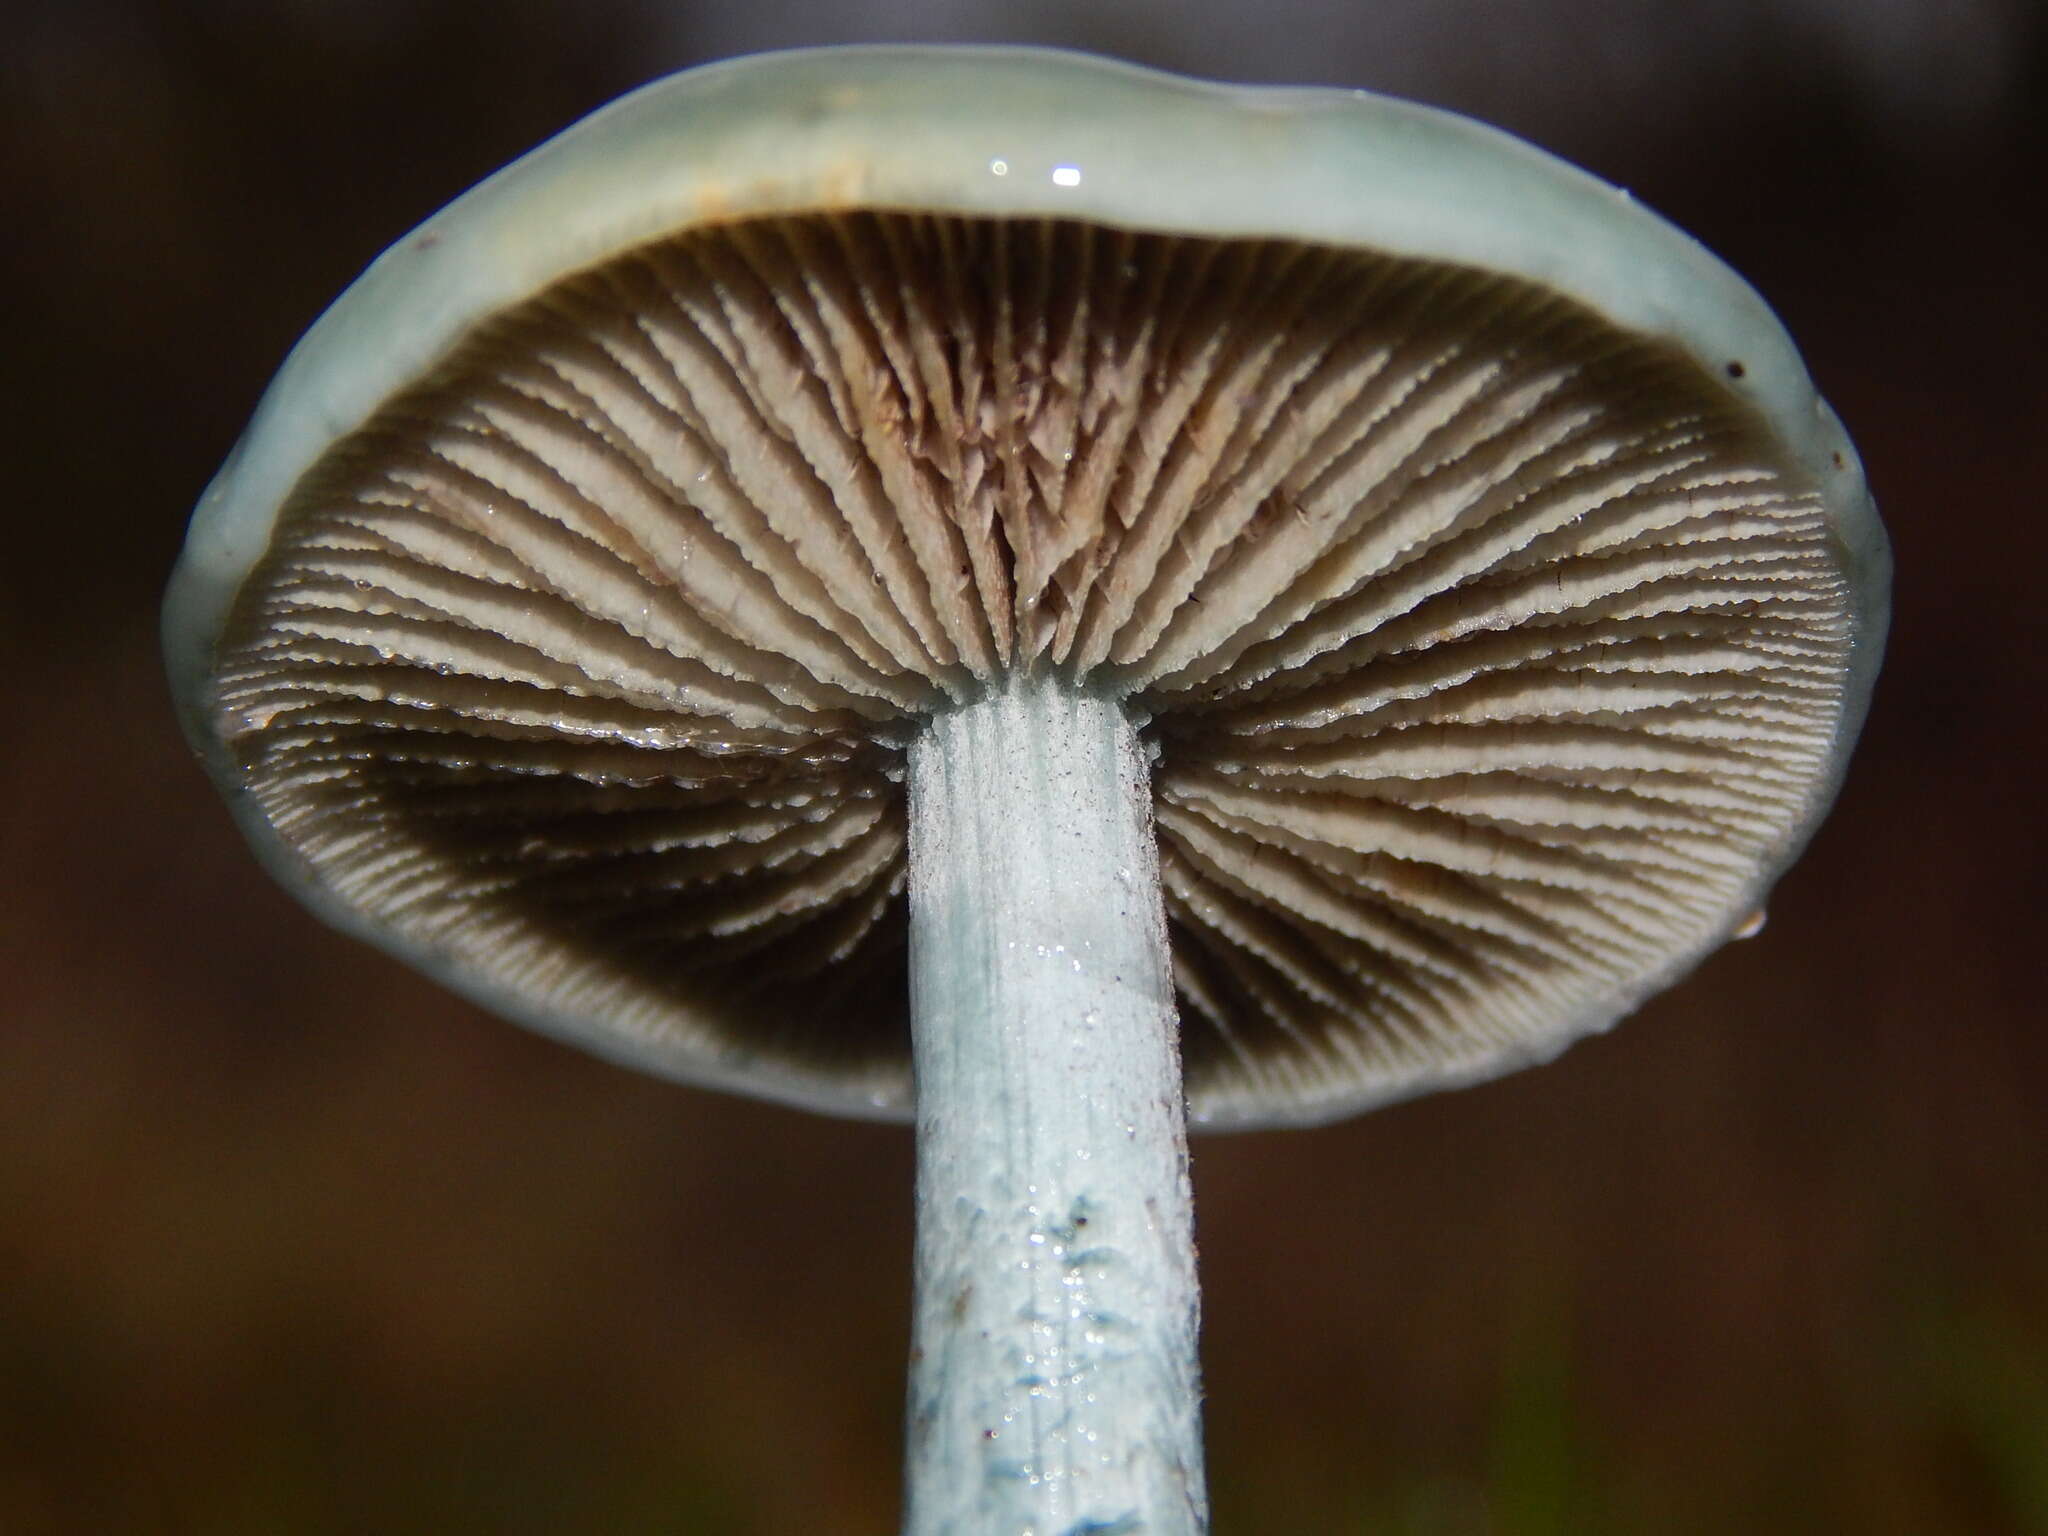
[165,47,1887,1126]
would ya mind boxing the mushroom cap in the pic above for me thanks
[165,46,1888,1129]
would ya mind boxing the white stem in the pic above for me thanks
[903,670,1206,1536]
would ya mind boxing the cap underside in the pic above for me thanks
[207,210,1854,1125]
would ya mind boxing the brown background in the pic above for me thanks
[4,2,2043,1531]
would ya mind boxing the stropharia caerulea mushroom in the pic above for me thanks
[165,47,1888,1535]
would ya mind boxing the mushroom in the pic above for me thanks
[164,46,1888,1535]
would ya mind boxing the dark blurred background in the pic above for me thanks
[4,2,2043,1531]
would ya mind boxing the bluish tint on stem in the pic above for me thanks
[904,670,1205,1535]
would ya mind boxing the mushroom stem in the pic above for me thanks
[904,669,1206,1535]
